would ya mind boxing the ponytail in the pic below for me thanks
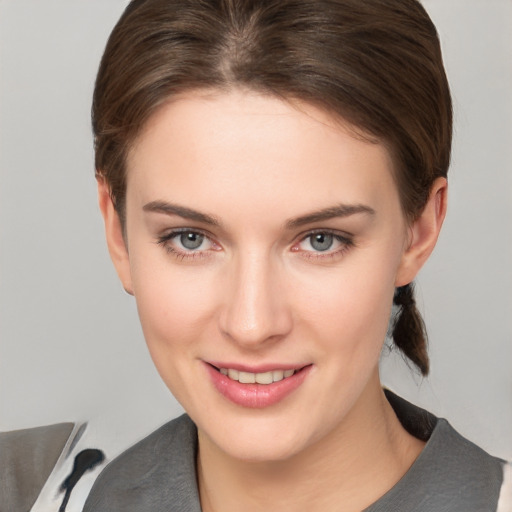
[392,283,429,376]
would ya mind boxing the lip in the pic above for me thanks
[204,362,312,408]
[207,361,302,373]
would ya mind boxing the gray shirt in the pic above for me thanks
[83,392,506,511]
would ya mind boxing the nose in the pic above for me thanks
[218,251,293,348]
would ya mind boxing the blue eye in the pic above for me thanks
[179,232,205,250]
[157,229,216,257]
[309,233,334,252]
[294,230,353,259]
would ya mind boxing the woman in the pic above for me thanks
[1,0,510,511]
[86,0,510,509]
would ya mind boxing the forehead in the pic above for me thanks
[125,90,400,218]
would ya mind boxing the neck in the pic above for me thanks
[197,373,424,512]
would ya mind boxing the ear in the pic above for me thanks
[395,177,448,287]
[97,177,134,295]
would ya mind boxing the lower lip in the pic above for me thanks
[205,364,312,408]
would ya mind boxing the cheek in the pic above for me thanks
[129,254,217,361]
[291,247,398,358]
[129,259,223,409]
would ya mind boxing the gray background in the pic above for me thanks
[1,0,511,459]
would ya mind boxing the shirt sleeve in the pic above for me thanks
[0,422,74,512]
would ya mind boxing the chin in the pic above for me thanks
[215,425,312,463]
[193,401,326,463]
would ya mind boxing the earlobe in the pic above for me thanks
[97,177,134,295]
[395,177,448,287]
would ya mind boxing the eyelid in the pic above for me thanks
[291,228,355,258]
[156,227,221,258]
[159,225,216,238]
[294,227,354,245]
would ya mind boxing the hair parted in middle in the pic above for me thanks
[92,0,453,376]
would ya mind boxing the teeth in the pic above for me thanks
[272,370,284,382]
[219,367,297,384]
[238,371,256,384]
[255,371,273,384]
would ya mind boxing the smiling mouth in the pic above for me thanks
[211,365,302,385]
[207,363,312,408]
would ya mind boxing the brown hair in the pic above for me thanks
[93,0,452,376]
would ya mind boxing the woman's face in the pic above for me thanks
[117,90,412,461]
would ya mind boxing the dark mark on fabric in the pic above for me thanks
[59,449,105,512]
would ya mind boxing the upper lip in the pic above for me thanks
[206,361,310,373]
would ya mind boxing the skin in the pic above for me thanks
[99,90,447,511]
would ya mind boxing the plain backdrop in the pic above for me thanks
[1,0,511,459]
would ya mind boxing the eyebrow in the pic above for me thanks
[285,204,375,229]
[144,200,375,230]
[143,201,221,227]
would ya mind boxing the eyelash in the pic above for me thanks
[156,228,217,261]
[292,229,354,261]
[156,228,354,261]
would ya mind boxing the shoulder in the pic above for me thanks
[83,413,201,512]
[0,422,75,512]
[371,390,509,512]
[422,417,505,506]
